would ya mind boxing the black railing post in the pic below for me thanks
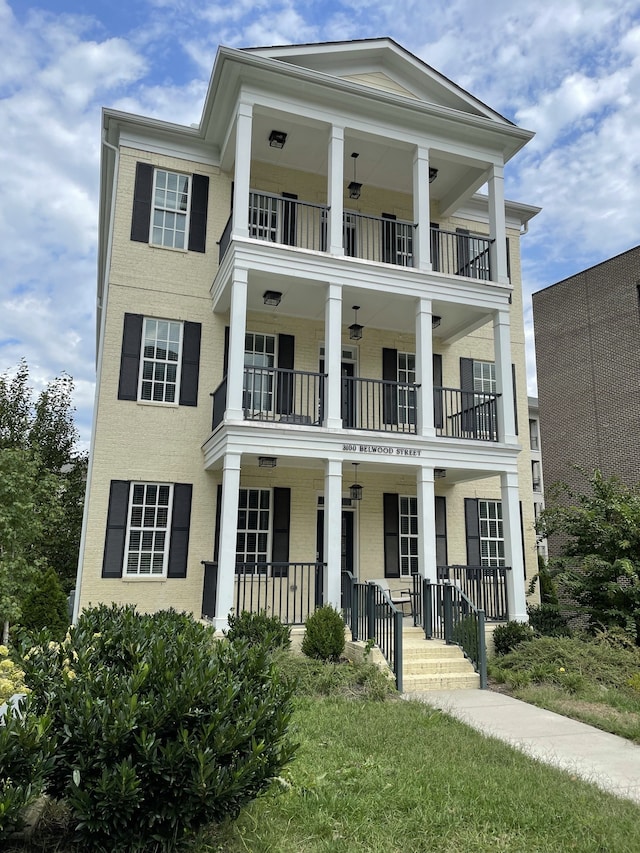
[443,583,454,644]
[423,577,433,639]
[366,582,376,642]
[349,574,359,641]
[478,609,487,689]
[394,610,403,693]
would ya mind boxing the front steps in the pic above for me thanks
[402,626,480,691]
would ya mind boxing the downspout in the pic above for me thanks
[72,131,119,624]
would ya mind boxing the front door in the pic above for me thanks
[316,509,355,574]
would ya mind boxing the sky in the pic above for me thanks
[2,0,640,448]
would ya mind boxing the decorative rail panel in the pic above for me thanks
[343,377,419,433]
[430,227,492,280]
[435,387,500,442]
[344,211,415,267]
[249,192,328,252]
[211,378,227,431]
[436,565,510,622]
[218,215,232,264]
[243,367,325,426]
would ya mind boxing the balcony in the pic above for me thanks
[217,191,493,281]
[212,372,500,442]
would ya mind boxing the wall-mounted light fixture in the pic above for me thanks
[258,456,277,468]
[268,130,287,149]
[429,167,438,183]
[349,462,363,501]
[349,305,363,341]
[432,315,441,329]
[434,468,446,479]
[348,152,362,199]
[263,290,282,307]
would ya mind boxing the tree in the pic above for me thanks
[20,566,69,640]
[537,470,640,643]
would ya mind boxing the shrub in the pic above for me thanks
[492,620,535,656]
[226,610,291,652]
[0,704,54,841]
[301,605,345,662]
[527,604,572,638]
[20,567,69,640]
[20,605,297,852]
[0,644,29,704]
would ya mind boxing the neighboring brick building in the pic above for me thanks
[75,38,540,630]
[533,246,640,506]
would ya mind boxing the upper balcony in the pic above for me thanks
[218,191,493,282]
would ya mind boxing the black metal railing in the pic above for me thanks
[202,561,324,625]
[218,215,233,264]
[430,227,492,280]
[243,367,325,425]
[249,192,328,251]
[435,387,500,441]
[342,572,403,691]
[344,211,415,267]
[419,578,487,688]
[211,377,227,431]
[436,565,510,621]
[343,377,419,433]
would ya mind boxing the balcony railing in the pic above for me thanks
[435,387,500,441]
[435,565,510,621]
[343,377,418,433]
[344,211,415,267]
[431,227,492,280]
[249,192,328,252]
[243,367,325,425]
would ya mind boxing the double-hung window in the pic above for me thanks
[399,495,419,576]
[236,488,271,572]
[478,499,505,567]
[139,318,183,403]
[151,170,191,249]
[473,360,497,438]
[243,333,276,415]
[397,352,416,426]
[124,483,173,577]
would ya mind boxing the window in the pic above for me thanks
[139,318,183,403]
[399,495,419,576]
[532,460,542,492]
[236,488,271,570]
[243,333,276,414]
[150,170,190,249]
[473,360,496,394]
[124,483,173,576]
[478,499,505,567]
[249,193,278,242]
[473,361,496,438]
[397,352,416,425]
[529,418,540,450]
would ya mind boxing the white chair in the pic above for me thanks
[369,578,414,617]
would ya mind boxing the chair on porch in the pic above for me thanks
[369,579,414,618]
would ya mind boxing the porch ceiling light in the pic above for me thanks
[429,167,438,183]
[263,290,282,307]
[432,315,441,329]
[268,130,287,149]
[349,462,363,501]
[348,152,362,199]
[258,456,277,468]
[349,305,363,341]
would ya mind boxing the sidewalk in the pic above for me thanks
[404,688,640,804]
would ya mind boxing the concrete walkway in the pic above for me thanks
[404,689,640,805]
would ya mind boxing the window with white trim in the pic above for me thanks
[473,360,496,394]
[151,170,191,249]
[243,333,276,414]
[397,352,416,425]
[399,495,419,576]
[124,483,173,576]
[478,499,505,567]
[236,488,271,571]
[473,360,496,438]
[139,318,183,403]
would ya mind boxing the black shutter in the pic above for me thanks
[519,500,526,578]
[383,493,400,578]
[188,174,209,253]
[382,213,396,264]
[464,498,481,566]
[512,363,519,435]
[118,314,143,401]
[435,495,448,568]
[271,488,291,577]
[276,334,295,415]
[460,357,475,436]
[223,326,230,377]
[179,322,201,407]
[213,484,222,563]
[131,162,153,243]
[102,480,130,578]
[382,348,398,425]
[282,192,298,247]
[167,484,192,578]
[433,353,443,430]
[430,222,440,272]
[506,236,511,283]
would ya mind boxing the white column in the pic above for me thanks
[493,309,517,444]
[417,466,436,580]
[324,458,342,608]
[415,297,434,437]
[324,283,343,429]
[413,147,432,271]
[488,163,509,285]
[232,103,253,239]
[327,125,344,256]
[501,471,527,622]
[215,453,241,630]
[225,270,248,420]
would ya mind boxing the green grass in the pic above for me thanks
[7,654,640,852]
[489,635,640,742]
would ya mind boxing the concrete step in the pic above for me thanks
[403,658,475,675]
[402,672,480,691]
[403,643,465,660]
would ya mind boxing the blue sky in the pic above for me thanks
[2,0,640,446]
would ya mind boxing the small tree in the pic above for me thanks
[20,567,69,640]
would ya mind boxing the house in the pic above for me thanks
[75,38,540,641]
[533,246,640,550]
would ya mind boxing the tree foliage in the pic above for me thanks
[537,470,640,643]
